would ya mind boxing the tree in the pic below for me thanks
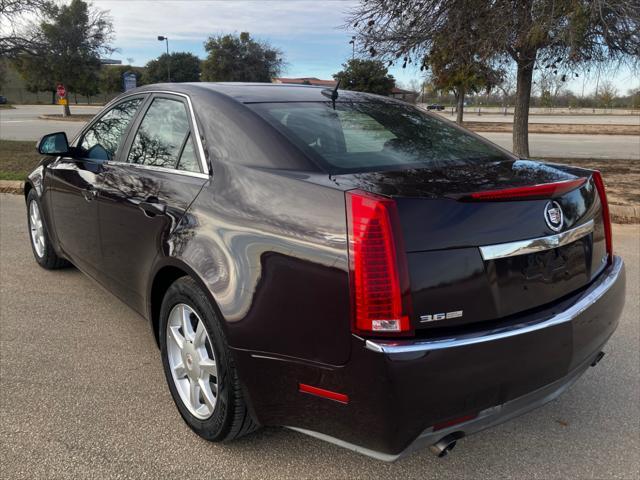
[333,59,395,95]
[201,32,284,82]
[496,71,517,106]
[0,60,7,90]
[0,0,51,57]
[597,81,618,109]
[534,69,568,108]
[347,0,640,157]
[422,2,503,123]
[13,0,113,116]
[143,52,201,84]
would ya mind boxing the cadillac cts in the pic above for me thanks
[25,83,625,460]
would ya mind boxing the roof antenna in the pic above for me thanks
[322,78,341,109]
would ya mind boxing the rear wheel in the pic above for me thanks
[159,276,258,441]
[26,189,69,269]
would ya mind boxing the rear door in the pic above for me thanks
[47,96,145,273]
[94,93,208,313]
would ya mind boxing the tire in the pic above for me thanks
[159,276,259,441]
[26,189,70,270]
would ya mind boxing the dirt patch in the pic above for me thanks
[39,113,95,122]
[466,122,640,135]
[542,157,640,208]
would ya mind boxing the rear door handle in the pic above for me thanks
[139,197,166,217]
[82,187,97,202]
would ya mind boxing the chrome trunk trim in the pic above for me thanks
[479,219,594,261]
[365,256,623,354]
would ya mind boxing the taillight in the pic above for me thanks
[463,178,587,201]
[346,190,413,336]
[592,171,613,266]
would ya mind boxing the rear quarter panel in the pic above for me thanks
[166,160,351,366]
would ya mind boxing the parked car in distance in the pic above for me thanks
[426,103,445,111]
[0,95,8,104]
[25,83,625,461]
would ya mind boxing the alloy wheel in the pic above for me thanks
[166,303,218,419]
[29,200,45,258]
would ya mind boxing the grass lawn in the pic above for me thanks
[0,139,637,206]
[0,140,40,180]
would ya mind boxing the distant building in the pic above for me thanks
[273,77,418,103]
[100,58,122,65]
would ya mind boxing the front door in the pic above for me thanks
[48,96,145,273]
[46,156,102,273]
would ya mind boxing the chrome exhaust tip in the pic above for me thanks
[591,351,605,367]
[430,432,464,457]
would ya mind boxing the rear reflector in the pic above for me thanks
[592,171,613,265]
[346,190,413,336]
[433,413,478,431]
[298,383,349,404]
[464,178,587,201]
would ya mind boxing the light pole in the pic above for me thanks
[349,36,356,61]
[157,35,170,82]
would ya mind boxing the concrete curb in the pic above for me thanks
[38,114,94,122]
[610,205,640,224]
[0,179,637,223]
[0,180,24,195]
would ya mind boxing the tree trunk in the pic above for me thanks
[51,90,56,105]
[456,88,465,125]
[512,55,535,157]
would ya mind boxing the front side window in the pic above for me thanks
[127,97,200,172]
[80,98,142,160]
[249,101,511,174]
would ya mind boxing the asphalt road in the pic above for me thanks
[1,193,639,479]
[0,105,102,142]
[2,105,640,160]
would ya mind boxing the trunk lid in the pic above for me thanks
[333,160,607,333]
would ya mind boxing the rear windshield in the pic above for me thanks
[248,101,511,174]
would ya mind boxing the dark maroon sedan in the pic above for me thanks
[25,83,625,460]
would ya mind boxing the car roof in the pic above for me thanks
[133,82,390,104]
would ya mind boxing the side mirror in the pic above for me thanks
[36,132,70,156]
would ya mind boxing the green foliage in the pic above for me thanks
[0,61,6,90]
[425,5,503,101]
[201,32,283,82]
[333,59,395,96]
[12,0,113,112]
[143,52,201,84]
[539,90,553,108]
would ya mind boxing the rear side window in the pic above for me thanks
[249,102,510,174]
[80,98,142,160]
[127,97,201,172]
[176,134,199,172]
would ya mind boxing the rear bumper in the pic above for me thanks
[236,256,626,460]
[289,347,604,461]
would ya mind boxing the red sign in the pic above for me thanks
[56,84,66,98]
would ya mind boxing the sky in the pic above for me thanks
[11,0,639,95]
[97,0,373,79]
